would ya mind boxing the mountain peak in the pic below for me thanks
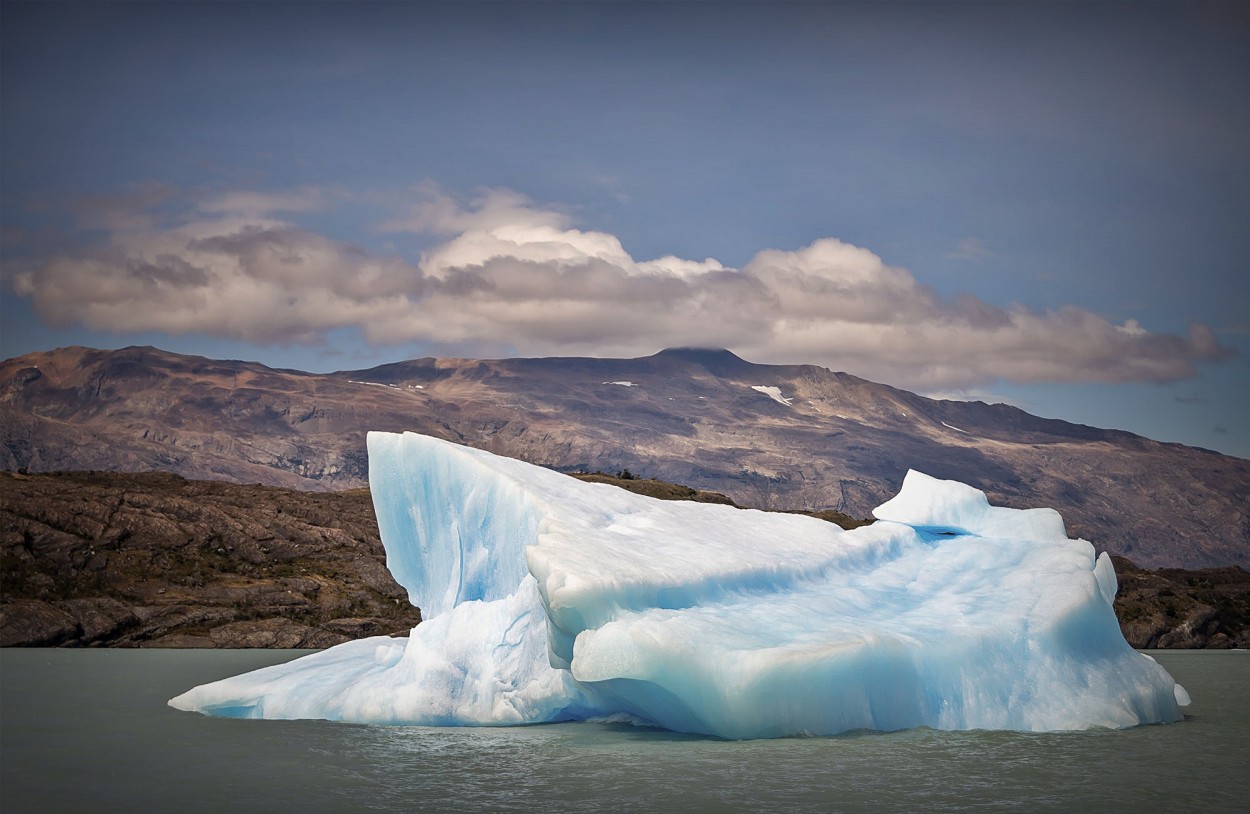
[653,346,740,359]
[649,347,753,373]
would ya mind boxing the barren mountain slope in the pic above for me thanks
[2,346,1246,568]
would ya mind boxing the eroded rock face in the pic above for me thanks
[0,600,78,646]
[0,471,421,647]
[1112,557,1250,649]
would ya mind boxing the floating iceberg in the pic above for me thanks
[170,432,1188,738]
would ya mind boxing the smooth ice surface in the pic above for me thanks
[170,432,1188,738]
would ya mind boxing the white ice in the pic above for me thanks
[170,432,1188,738]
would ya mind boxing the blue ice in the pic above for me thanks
[170,432,1188,738]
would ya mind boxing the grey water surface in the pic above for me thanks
[1,649,1246,814]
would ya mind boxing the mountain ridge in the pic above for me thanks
[2,344,1246,569]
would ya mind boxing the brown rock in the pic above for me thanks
[1112,555,1250,648]
[1,471,421,647]
[207,619,349,649]
[323,617,411,638]
[62,597,138,643]
[0,600,78,646]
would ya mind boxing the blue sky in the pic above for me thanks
[2,1,1247,458]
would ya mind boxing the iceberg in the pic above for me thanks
[169,431,1188,738]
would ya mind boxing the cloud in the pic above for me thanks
[9,186,1236,389]
[377,185,569,237]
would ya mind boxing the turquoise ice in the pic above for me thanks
[170,432,1188,738]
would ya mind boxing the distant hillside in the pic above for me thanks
[2,471,1245,649]
[2,345,1247,568]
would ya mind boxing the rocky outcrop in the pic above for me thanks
[0,471,421,647]
[1112,556,1250,649]
[3,470,1245,648]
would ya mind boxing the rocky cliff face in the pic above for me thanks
[2,471,1246,649]
[0,471,421,648]
[1112,556,1250,649]
[2,345,1247,569]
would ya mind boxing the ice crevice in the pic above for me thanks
[170,431,1189,739]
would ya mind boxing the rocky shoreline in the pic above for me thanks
[2,470,1247,649]
[1,471,420,648]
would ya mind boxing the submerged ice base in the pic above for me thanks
[170,432,1188,738]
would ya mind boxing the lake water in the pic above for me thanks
[2,650,1247,813]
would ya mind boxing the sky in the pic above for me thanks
[2,1,1247,459]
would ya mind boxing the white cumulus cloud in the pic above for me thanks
[9,186,1234,389]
